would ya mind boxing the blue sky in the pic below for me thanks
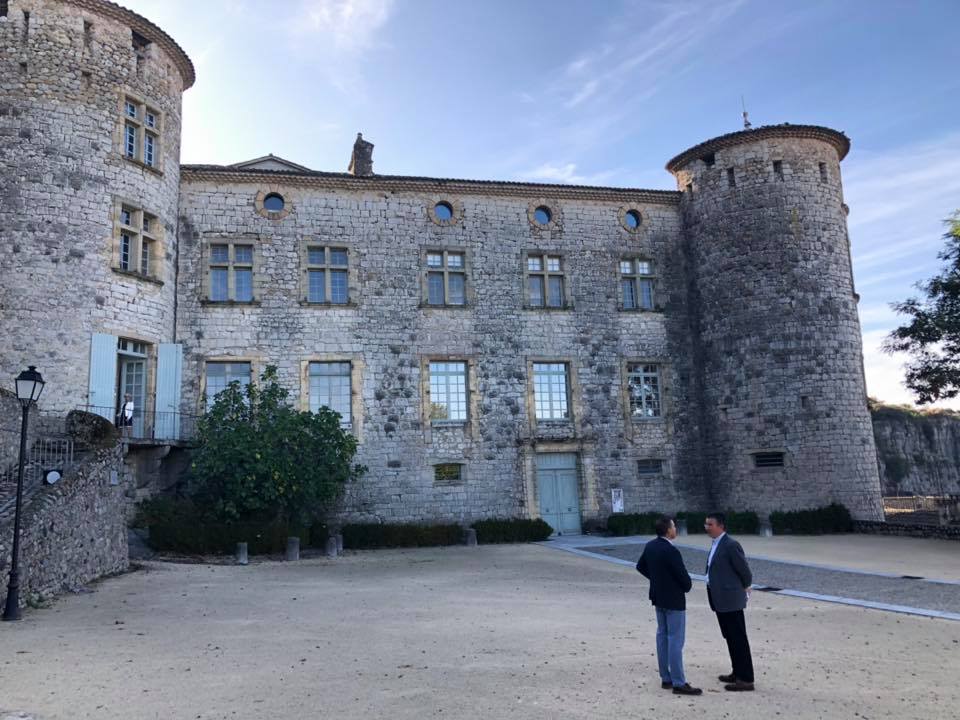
[126,0,960,407]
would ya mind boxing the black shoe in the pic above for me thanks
[673,683,703,696]
[724,680,755,692]
[661,681,673,689]
[718,673,737,683]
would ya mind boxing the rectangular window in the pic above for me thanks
[620,259,655,310]
[773,160,784,181]
[727,168,736,187]
[819,162,828,183]
[434,463,463,485]
[429,361,468,423]
[115,204,159,279]
[309,362,352,426]
[305,245,350,304]
[121,96,162,169]
[533,362,570,421]
[205,361,251,410]
[208,242,255,302]
[424,250,467,306]
[627,363,662,418]
[637,459,663,477]
[526,253,565,307]
[753,451,785,468]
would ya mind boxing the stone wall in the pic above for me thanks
[872,404,960,496]
[854,520,960,541]
[0,0,191,414]
[176,174,707,524]
[668,127,883,520]
[0,443,132,611]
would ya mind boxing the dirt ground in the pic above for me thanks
[1,543,958,720]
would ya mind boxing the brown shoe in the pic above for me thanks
[724,680,755,692]
[661,681,672,689]
[673,683,703,696]
[718,673,737,683]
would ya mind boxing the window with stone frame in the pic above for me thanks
[627,363,662,419]
[122,95,162,169]
[533,362,571,421]
[434,463,464,485]
[305,246,350,304]
[205,361,251,410]
[208,242,255,302]
[425,250,466,306]
[428,361,468,423]
[526,253,566,308]
[620,259,655,310]
[308,361,352,427]
[116,203,160,278]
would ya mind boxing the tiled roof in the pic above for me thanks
[66,0,195,89]
[180,165,681,204]
[665,124,850,172]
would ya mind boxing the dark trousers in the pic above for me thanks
[715,609,754,683]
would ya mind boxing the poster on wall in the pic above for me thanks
[611,488,624,514]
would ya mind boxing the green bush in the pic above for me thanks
[676,511,706,534]
[770,503,852,535]
[606,512,661,536]
[676,511,760,535]
[341,522,464,549]
[471,518,553,543]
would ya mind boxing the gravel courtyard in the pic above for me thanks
[1,542,958,719]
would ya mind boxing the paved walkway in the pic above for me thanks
[1,545,959,719]
[541,534,960,621]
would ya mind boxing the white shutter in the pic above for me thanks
[154,343,183,440]
[88,333,117,422]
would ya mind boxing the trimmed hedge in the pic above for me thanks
[341,522,464,549]
[676,510,760,535]
[607,512,661,536]
[471,518,553,543]
[148,520,311,555]
[770,503,852,535]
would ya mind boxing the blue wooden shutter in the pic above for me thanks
[88,333,117,421]
[154,343,183,440]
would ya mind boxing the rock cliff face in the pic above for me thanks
[872,404,960,496]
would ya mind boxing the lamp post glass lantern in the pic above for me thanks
[2,366,45,621]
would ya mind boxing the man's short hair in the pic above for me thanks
[706,512,726,528]
[654,516,674,537]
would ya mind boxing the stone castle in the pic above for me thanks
[0,0,884,529]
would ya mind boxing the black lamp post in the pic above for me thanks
[2,366,45,622]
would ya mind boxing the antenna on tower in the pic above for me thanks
[741,96,752,129]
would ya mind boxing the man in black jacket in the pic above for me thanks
[636,516,702,695]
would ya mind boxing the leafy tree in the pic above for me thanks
[884,211,960,403]
[189,366,366,525]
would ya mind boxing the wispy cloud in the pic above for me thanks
[521,162,619,186]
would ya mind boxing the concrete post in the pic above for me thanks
[335,533,343,554]
[758,520,773,537]
[325,536,338,557]
[676,518,688,537]
[465,528,478,546]
[286,536,300,561]
[236,542,248,565]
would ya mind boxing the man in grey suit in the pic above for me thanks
[704,512,755,691]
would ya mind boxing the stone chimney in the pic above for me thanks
[348,133,374,176]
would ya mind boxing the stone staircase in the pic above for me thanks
[0,438,79,526]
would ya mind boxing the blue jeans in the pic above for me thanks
[655,607,686,687]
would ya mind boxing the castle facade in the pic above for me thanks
[0,0,884,527]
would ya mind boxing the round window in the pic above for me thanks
[533,206,552,225]
[624,209,641,229]
[433,201,453,221]
[263,193,285,212]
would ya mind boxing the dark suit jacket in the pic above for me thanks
[636,536,692,611]
[706,534,753,613]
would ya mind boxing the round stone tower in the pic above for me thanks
[0,0,194,416]
[666,125,883,520]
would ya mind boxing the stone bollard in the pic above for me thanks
[335,533,343,554]
[675,518,688,537]
[286,536,300,561]
[465,528,478,547]
[758,520,773,537]
[325,536,339,558]
[236,542,248,565]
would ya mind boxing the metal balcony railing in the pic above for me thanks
[76,406,198,443]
